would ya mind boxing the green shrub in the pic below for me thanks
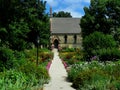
[92,48,120,61]
[0,69,46,90]
[0,69,28,90]
[72,69,92,88]
[68,62,87,82]
[83,31,117,56]
[0,47,15,71]
[18,61,50,81]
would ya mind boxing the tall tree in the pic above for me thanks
[80,0,120,40]
[53,11,72,17]
[25,0,50,47]
[80,0,120,60]
[0,0,50,50]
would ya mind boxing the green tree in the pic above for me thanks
[22,0,50,47]
[53,11,72,17]
[80,0,120,39]
[0,0,50,50]
[8,20,30,51]
[80,0,120,61]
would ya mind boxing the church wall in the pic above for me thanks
[51,34,82,49]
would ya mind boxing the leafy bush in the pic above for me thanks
[0,59,50,90]
[0,69,27,89]
[83,31,117,56]
[0,69,45,90]
[92,48,120,61]
[18,61,49,82]
[0,47,15,71]
[83,31,120,61]
[72,68,109,89]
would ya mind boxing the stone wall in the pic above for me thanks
[51,34,82,49]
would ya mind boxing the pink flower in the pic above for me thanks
[63,61,68,69]
[46,62,51,71]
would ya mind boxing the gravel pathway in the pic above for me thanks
[44,49,76,90]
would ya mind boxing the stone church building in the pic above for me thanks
[50,17,82,49]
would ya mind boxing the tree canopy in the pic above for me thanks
[81,0,120,60]
[53,11,72,17]
[0,0,50,51]
[80,0,120,41]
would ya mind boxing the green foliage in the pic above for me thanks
[81,0,120,62]
[59,48,84,66]
[83,31,117,53]
[80,0,120,39]
[24,48,53,64]
[18,61,49,81]
[0,48,52,90]
[0,28,7,45]
[24,1,50,47]
[60,48,76,52]
[53,11,72,17]
[8,20,30,51]
[0,0,50,50]
[68,61,120,89]
[0,69,28,90]
[0,47,15,71]
[0,69,46,90]
[83,31,119,61]
[93,48,120,61]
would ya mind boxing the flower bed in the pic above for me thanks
[59,48,83,66]
[68,61,120,89]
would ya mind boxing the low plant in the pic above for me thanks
[0,69,47,90]
[0,47,15,71]
[68,61,120,89]
[24,48,53,64]
[0,69,29,90]
[18,61,50,81]
[59,49,83,66]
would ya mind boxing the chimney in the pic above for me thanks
[50,6,53,18]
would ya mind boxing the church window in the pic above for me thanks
[74,35,77,44]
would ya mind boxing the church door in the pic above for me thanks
[54,39,59,48]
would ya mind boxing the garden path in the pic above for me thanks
[44,49,76,90]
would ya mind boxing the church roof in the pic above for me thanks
[51,18,81,34]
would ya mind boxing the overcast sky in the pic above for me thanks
[44,0,90,17]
